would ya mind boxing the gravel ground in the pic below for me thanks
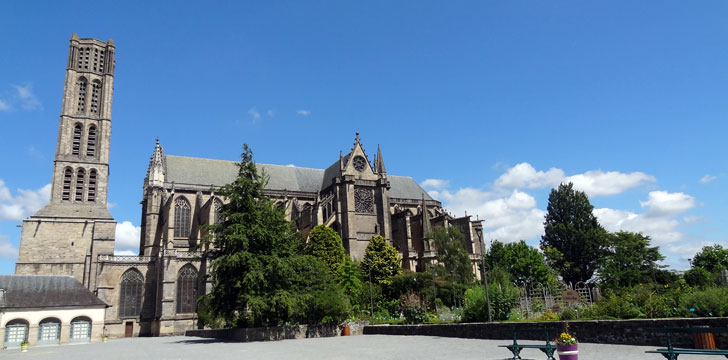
[1,335,720,360]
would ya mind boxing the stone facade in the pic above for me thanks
[13,35,485,339]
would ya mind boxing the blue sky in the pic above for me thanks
[0,1,726,274]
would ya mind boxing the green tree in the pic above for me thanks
[305,225,346,273]
[429,226,473,284]
[360,235,402,285]
[541,182,608,285]
[690,244,728,273]
[201,145,348,326]
[487,240,554,286]
[597,231,665,290]
[337,258,364,301]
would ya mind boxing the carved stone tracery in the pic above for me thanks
[354,187,374,213]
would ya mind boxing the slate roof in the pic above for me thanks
[32,203,114,220]
[0,275,107,309]
[165,155,434,201]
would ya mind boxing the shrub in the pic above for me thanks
[558,307,577,321]
[400,293,429,324]
[591,293,642,319]
[540,310,559,321]
[680,287,728,317]
[489,281,519,321]
[684,266,713,288]
[462,287,489,322]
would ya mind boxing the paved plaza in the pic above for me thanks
[1,335,720,360]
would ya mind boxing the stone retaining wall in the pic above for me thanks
[364,318,728,347]
[185,321,368,342]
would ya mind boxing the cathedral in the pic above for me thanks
[12,35,484,339]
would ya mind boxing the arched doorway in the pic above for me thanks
[70,316,92,343]
[4,319,29,348]
[38,318,61,345]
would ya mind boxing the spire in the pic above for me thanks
[376,144,386,174]
[146,138,166,187]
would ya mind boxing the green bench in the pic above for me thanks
[646,326,728,359]
[499,327,557,360]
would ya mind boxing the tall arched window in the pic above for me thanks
[174,197,191,237]
[38,318,61,345]
[75,168,85,202]
[213,199,223,224]
[72,123,83,155]
[62,167,73,201]
[76,77,87,114]
[176,264,198,313]
[88,169,97,202]
[119,269,144,318]
[86,125,97,156]
[90,80,101,115]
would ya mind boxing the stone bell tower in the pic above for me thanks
[16,34,117,288]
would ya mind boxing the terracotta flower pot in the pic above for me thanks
[556,344,578,360]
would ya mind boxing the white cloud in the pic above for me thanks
[700,175,717,183]
[421,179,450,190]
[494,162,654,197]
[0,234,18,260]
[566,170,655,196]
[248,108,261,123]
[640,191,695,217]
[495,163,564,189]
[0,99,9,111]
[115,221,140,255]
[13,84,41,110]
[296,109,311,116]
[0,180,51,221]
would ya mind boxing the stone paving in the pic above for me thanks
[1,335,721,359]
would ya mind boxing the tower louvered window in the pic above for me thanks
[93,48,99,72]
[83,47,90,69]
[119,269,144,317]
[174,197,191,237]
[62,168,73,201]
[75,168,85,202]
[86,125,97,156]
[177,264,198,313]
[99,50,105,73]
[72,124,82,155]
[76,77,87,113]
[90,81,101,115]
[88,170,97,202]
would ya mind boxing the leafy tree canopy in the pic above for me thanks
[429,226,473,284]
[360,235,402,285]
[597,231,665,290]
[541,182,608,285]
[201,144,348,327]
[691,244,728,273]
[487,240,554,286]
[305,224,346,273]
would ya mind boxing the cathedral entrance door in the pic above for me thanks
[125,322,133,337]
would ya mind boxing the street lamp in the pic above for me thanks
[367,258,375,324]
[474,224,492,323]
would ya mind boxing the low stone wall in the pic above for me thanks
[186,321,368,342]
[364,318,728,347]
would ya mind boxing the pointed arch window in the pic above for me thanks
[72,123,83,155]
[62,167,73,201]
[86,125,97,156]
[213,199,223,224]
[174,197,191,237]
[90,80,101,115]
[76,77,87,114]
[88,169,97,202]
[177,264,198,313]
[119,269,144,317]
[75,168,85,202]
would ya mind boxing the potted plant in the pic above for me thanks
[554,323,578,360]
[20,340,29,352]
